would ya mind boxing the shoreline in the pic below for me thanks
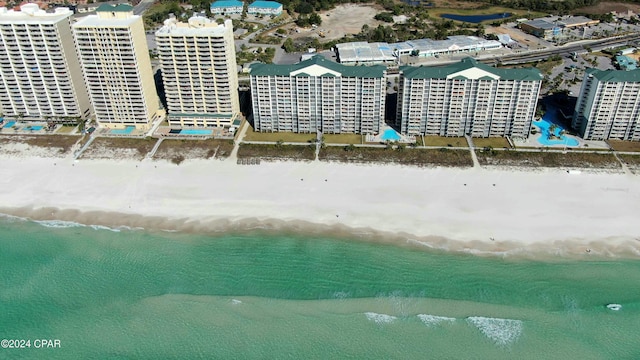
[1,155,640,259]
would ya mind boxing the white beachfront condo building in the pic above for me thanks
[0,4,90,123]
[210,0,243,15]
[250,55,386,134]
[572,68,640,141]
[73,4,161,130]
[397,58,542,137]
[247,1,282,16]
[156,16,240,127]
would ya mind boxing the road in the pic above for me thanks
[133,0,155,15]
[485,34,640,65]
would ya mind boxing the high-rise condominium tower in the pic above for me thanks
[156,16,240,127]
[0,4,90,123]
[73,4,160,129]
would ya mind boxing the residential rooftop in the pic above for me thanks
[401,58,543,81]
[156,16,232,36]
[210,0,243,8]
[250,55,386,78]
[586,67,640,82]
[248,0,282,9]
[0,4,73,23]
[96,3,133,12]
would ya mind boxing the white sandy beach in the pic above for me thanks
[1,154,640,257]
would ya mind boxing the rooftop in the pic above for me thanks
[250,55,386,78]
[522,19,559,30]
[401,58,543,81]
[0,4,72,23]
[335,42,396,63]
[587,67,640,82]
[96,3,133,12]
[210,0,243,8]
[156,16,232,36]
[248,0,281,9]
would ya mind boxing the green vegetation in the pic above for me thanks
[0,135,80,155]
[83,137,156,160]
[237,143,316,161]
[143,2,181,29]
[423,136,468,147]
[237,47,276,65]
[155,139,234,160]
[55,125,78,134]
[322,133,363,145]
[472,137,511,149]
[475,148,621,168]
[295,12,322,27]
[243,126,316,143]
[319,147,473,167]
[606,140,640,152]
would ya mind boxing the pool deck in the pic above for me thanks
[154,126,235,139]
[513,131,609,150]
[365,127,415,144]
[0,121,60,135]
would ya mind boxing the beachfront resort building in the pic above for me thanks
[250,55,386,134]
[247,1,282,16]
[0,4,90,123]
[73,4,161,130]
[572,68,640,141]
[210,0,243,15]
[156,16,240,127]
[396,58,542,137]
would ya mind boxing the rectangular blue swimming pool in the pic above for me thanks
[181,129,212,135]
[111,126,135,135]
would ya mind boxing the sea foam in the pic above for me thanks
[466,316,523,346]
[365,312,397,324]
[35,219,85,228]
[417,314,456,327]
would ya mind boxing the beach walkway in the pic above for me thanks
[229,120,250,162]
[465,135,481,168]
[74,135,95,160]
[146,138,164,160]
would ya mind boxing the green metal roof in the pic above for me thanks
[250,55,386,78]
[96,4,134,12]
[401,58,542,81]
[586,67,640,82]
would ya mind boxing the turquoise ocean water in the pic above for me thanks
[1,217,639,359]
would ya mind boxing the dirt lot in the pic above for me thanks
[291,4,384,41]
[575,1,640,14]
[154,139,234,163]
[0,135,81,158]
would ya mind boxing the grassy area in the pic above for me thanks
[242,126,316,143]
[427,6,545,22]
[154,139,235,163]
[55,125,77,134]
[618,154,640,165]
[534,58,563,75]
[618,154,640,174]
[423,136,468,147]
[475,148,621,169]
[323,133,363,145]
[82,137,157,160]
[472,137,511,149]
[319,147,473,167]
[0,135,81,155]
[237,143,316,161]
[606,140,640,152]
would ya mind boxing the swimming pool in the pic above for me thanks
[24,126,43,131]
[3,121,16,128]
[533,115,579,147]
[380,128,401,141]
[111,126,135,135]
[180,129,212,135]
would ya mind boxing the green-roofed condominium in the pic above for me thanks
[572,68,640,141]
[397,58,542,137]
[250,56,386,134]
[157,16,239,127]
[73,4,161,130]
